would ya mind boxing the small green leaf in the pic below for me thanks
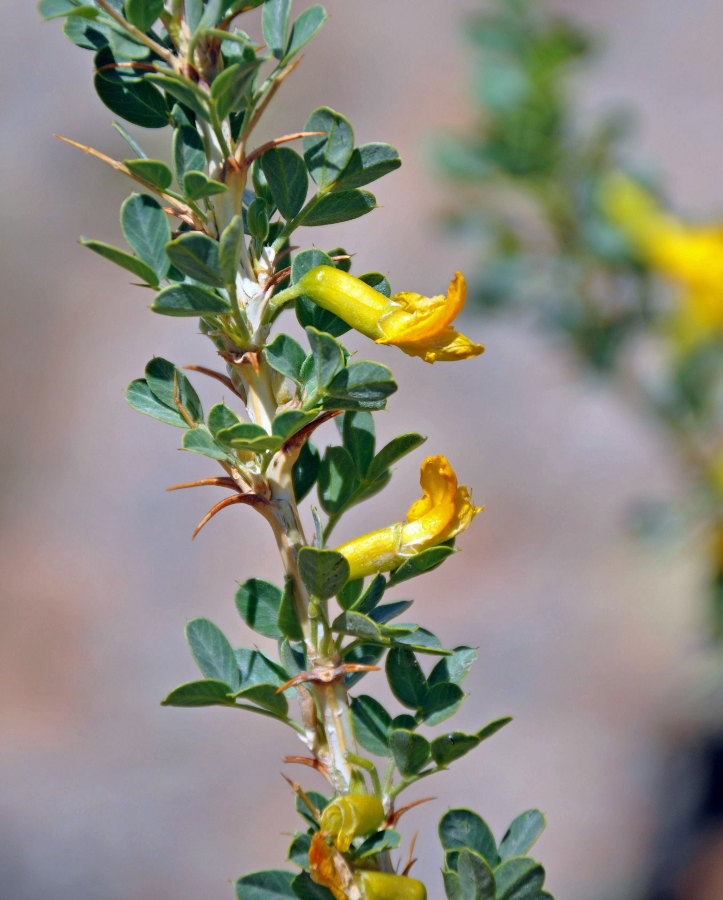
[247,198,270,241]
[182,170,228,200]
[353,574,386,615]
[350,695,392,755]
[420,682,464,726]
[283,5,327,60]
[431,732,481,767]
[389,729,430,776]
[303,107,354,190]
[235,869,296,900]
[293,440,320,503]
[186,617,241,690]
[216,422,282,451]
[498,811,546,862]
[429,647,478,687]
[182,426,229,460]
[151,283,231,316]
[120,193,170,279]
[494,858,545,900]
[236,579,284,639]
[385,647,427,709]
[366,433,427,483]
[235,683,288,716]
[277,578,303,642]
[298,547,349,600]
[126,378,186,427]
[174,125,206,184]
[124,157,172,189]
[439,809,498,868]
[165,232,224,286]
[208,402,241,437]
[306,327,345,390]
[389,626,447,654]
[323,361,396,411]
[457,849,495,900]
[477,717,513,743]
[145,357,203,422]
[161,679,234,707]
[272,410,317,441]
[81,238,158,285]
[288,833,311,869]
[94,73,168,128]
[125,0,164,32]
[342,411,375,477]
[147,71,208,121]
[302,190,376,227]
[353,829,401,859]
[331,611,382,640]
[211,60,259,119]
[333,143,401,191]
[318,446,358,515]
[235,648,288,688]
[337,578,364,611]
[39,0,81,21]
[387,545,456,586]
[443,869,463,900]
[261,147,308,220]
[369,600,412,624]
[265,333,306,384]
[219,215,245,283]
[261,0,291,58]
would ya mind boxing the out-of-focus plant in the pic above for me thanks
[435,0,723,635]
[41,1,556,898]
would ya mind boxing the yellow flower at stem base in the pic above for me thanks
[294,266,484,363]
[602,173,723,346]
[335,455,481,581]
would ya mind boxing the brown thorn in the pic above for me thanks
[266,266,292,289]
[402,832,418,877]
[282,756,329,778]
[55,134,196,221]
[166,477,238,492]
[237,56,304,154]
[281,774,321,821]
[281,410,341,456]
[173,370,197,428]
[243,131,326,168]
[275,663,379,694]
[192,494,248,539]
[96,61,159,74]
[386,797,436,829]
[183,364,240,397]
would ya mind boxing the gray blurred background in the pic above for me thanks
[3,1,723,898]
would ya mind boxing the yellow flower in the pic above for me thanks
[320,795,384,852]
[354,871,427,900]
[335,455,481,581]
[602,173,723,345]
[295,266,484,363]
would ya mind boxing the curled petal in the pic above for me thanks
[320,795,384,852]
[335,456,481,580]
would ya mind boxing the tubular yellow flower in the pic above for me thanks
[320,794,385,852]
[354,871,427,900]
[295,266,484,363]
[335,455,482,581]
[602,173,723,345]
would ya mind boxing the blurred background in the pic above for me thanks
[2,1,723,898]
